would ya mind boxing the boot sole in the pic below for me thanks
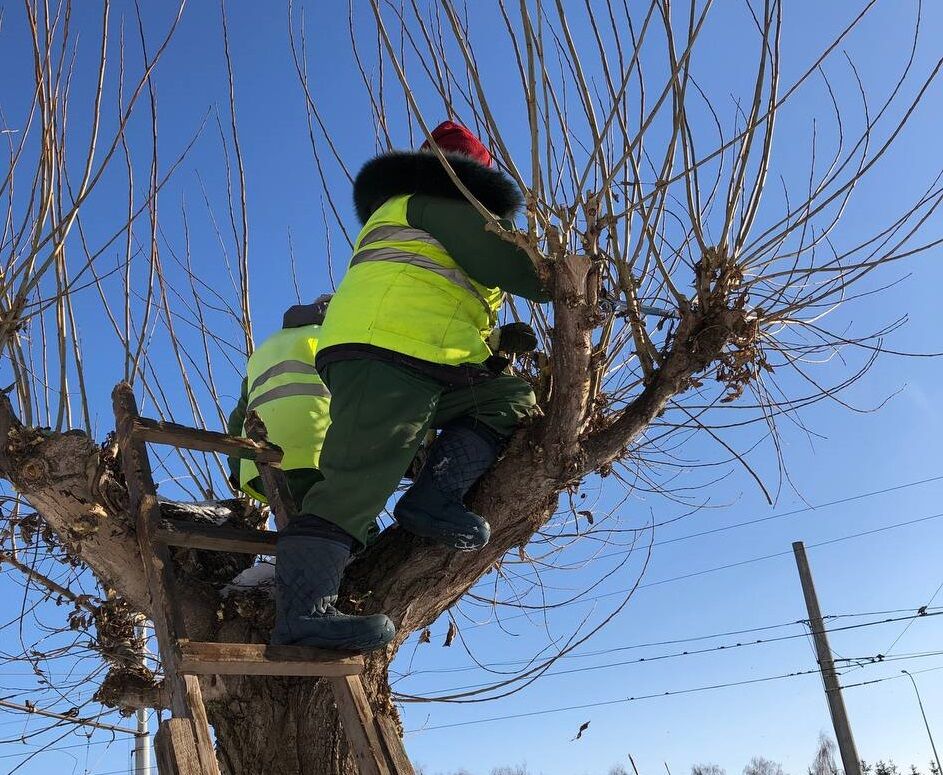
[394,507,490,551]
[271,628,395,653]
[278,636,393,653]
[398,522,489,551]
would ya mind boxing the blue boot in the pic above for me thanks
[272,530,395,652]
[394,423,501,551]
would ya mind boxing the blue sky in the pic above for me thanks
[0,2,942,774]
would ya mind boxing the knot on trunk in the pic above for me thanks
[671,247,763,400]
[92,434,135,523]
[93,596,149,669]
[89,596,160,715]
[4,426,104,515]
[95,669,166,715]
[3,425,56,491]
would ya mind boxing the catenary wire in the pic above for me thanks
[458,508,943,629]
[585,474,943,559]
[883,578,943,656]
[396,610,943,699]
[404,657,943,734]
[393,605,942,678]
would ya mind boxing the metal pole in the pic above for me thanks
[134,625,152,775]
[793,541,862,775]
[902,670,941,773]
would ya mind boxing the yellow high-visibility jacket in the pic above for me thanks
[317,194,505,366]
[227,325,329,502]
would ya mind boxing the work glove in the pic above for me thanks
[492,322,538,354]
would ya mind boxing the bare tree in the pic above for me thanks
[745,758,786,775]
[1,1,941,773]
[811,735,841,775]
[693,765,728,775]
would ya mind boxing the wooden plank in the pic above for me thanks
[155,718,202,775]
[244,410,296,530]
[155,518,278,555]
[113,383,222,775]
[114,386,192,711]
[329,675,391,775]
[374,714,416,775]
[183,674,219,773]
[178,640,364,677]
[132,415,283,463]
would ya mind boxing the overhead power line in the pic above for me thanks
[469,474,943,623]
[461,508,943,629]
[595,474,943,556]
[395,606,941,679]
[834,649,943,667]
[398,610,943,699]
[637,509,943,590]
[883,578,943,656]
[404,657,943,735]
[0,698,139,737]
[405,666,826,733]
[839,662,943,691]
[0,736,131,760]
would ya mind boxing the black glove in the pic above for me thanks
[496,322,538,354]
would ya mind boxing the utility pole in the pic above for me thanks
[902,669,941,774]
[134,705,151,775]
[793,541,861,775]
[134,624,152,775]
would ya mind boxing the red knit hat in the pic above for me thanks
[420,120,493,167]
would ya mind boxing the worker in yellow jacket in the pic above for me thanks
[272,122,548,653]
[226,295,333,515]
[227,294,530,513]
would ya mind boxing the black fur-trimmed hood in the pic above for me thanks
[353,151,523,224]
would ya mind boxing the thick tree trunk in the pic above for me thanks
[207,660,395,775]
[0,400,408,775]
[210,677,349,774]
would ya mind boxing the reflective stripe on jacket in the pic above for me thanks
[239,325,329,501]
[317,195,504,365]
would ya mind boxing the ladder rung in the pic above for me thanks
[156,518,277,555]
[178,640,365,677]
[132,417,283,463]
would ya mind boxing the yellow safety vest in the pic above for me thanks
[239,325,330,502]
[317,195,504,365]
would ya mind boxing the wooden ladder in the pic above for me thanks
[112,382,413,775]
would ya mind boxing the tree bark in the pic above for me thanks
[206,661,395,775]
[0,397,400,774]
[209,677,348,774]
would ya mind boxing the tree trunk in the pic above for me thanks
[207,658,395,775]
[209,677,350,774]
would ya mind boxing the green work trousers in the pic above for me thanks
[245,469,322,511]
[300,358,536,546]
